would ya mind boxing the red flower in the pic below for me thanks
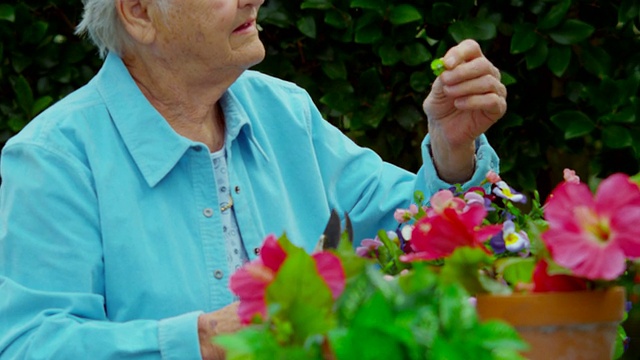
[400,206,502,262]
[532,260,587,292]
[230,234,345,324]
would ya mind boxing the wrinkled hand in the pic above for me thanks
[198,302,242,360]
[424,39,507,183]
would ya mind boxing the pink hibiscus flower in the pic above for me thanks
[400,205,502,262]
[230,234,345,324]
[542,173,640,280]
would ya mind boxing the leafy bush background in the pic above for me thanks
[1,0,640,357]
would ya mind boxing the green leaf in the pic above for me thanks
[550,110,596,139]
[22,21,49,45]
[13,76,34,118]
[547,45,572,77]
[358,67,384,98]
[495,257,536,286]
[600,106,636,125]
[580,44,612,78]
[401,43,431,66]
[324,9,351,29]
[430,2,456,25]
[0,4,15,22]
[438,283,477,331]
[510,23,538,54]
[475,321,529,355]
[296,16,316,39]
[321,60,347,80]
[378,42,401,66]
[538,0,571,30]
[431,58,446,76]
[319,82,356,114]
[300,0,332,10]
[619,0,640,23]
[32,96,53,117]
[602,125,633,149]
[440,247,510,295]
[525,38,548,69]
[7,118,27,132]
[615,324,628,359]
[266,235,336,343]
[548,19,595,45]
[355,13,383,44]
[500,71,517,86]
[350,0,385,11]
[389,4,423,25]
[359,92,392,128]
[448,18,497,43]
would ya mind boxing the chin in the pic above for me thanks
[244,43,266,69]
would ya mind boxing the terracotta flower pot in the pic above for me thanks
[476,287,626,360]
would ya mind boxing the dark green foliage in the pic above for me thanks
[0,1,101,147]
[2,0,640,198]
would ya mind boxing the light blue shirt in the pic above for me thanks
[0,53,499,359]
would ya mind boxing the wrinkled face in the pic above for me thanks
[153,0,265,73]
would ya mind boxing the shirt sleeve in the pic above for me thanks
[303,92,499,242]
[0,142,203,360]
[420,133,500,196]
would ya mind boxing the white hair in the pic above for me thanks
[76,0,170,58]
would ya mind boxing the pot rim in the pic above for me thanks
[475,286,626,326]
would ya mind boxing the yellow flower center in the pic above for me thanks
[505,232,519,245]
[575,206,610,243]
[502,187,514,198]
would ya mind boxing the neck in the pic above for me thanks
[123,53,241,152]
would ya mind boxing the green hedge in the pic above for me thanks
[2,0,640,199]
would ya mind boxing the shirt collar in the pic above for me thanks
[93,53,267,187]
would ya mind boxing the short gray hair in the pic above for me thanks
[76,0,170,58]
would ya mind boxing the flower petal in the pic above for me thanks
[260,234,287,271]
[312,252,346,300]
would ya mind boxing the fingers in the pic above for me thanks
[440,55,501,86]
[443,39,484,69]
[443,74,507,100]
[454,92,507,121]
[438,39,507,119]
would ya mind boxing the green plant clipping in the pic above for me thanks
[431,58,446,76]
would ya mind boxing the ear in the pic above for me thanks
[116,0,157,46]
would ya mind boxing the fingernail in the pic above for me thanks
[445,56,456,68]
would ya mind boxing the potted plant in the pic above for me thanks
[215,169,636,359]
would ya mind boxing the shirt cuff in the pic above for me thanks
[158,311,203,360]
[422,133,499,195]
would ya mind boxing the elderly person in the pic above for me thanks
[0,0,505,359]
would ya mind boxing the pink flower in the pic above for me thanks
[400,206,502,262]
[485,170,502,184]
[542,173,640,280]
[563,168,580,184]
[230,234,345,324]
[356,238,384,258]
[426,189,466,217]
[394,204,419,223]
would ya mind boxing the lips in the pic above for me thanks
[234,20,255,33]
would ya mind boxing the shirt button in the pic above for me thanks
[254,247,260,255]
[193,146,203,152]
[213,270,224,279]
[203,208,214,217]
[235,186,241,194]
